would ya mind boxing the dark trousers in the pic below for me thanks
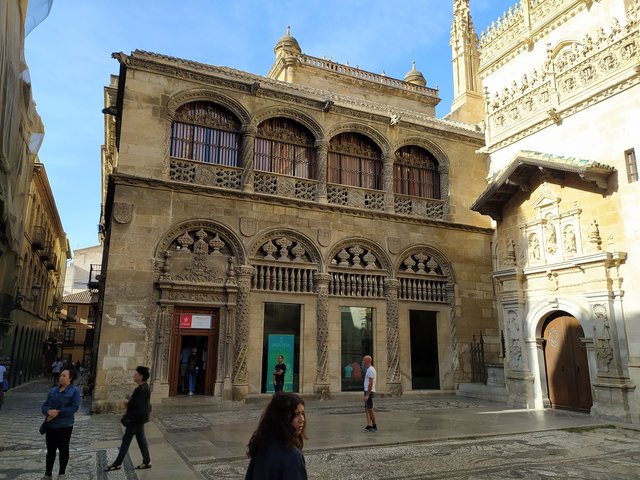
[114,423,150,466]
[45,426,73,475]
[274,382,284,393]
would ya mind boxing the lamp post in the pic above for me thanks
[14,284,41,308]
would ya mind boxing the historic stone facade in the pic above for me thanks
[472,0,640,423]
[93,26,498,411]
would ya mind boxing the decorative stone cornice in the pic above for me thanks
[115,50,484,141]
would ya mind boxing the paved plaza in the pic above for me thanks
[1,378,640,479]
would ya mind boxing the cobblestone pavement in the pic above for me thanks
[2,379,640,479]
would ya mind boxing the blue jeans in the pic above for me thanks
[188,371,197,393]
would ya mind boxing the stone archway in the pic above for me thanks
[542,312,592,412]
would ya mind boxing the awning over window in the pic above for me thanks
[471,150,615,221]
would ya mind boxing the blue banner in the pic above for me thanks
[266,334,294,393]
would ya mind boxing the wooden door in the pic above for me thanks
[543,315,592,412]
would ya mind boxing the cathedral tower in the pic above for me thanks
[448,0,484,124]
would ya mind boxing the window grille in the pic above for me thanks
[394,145,440,199]
[254,118,315,178]
[170,101,240,166]
[328,133,382,189]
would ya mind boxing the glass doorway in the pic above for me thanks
[340,307,373,392]
[262,303,301,393]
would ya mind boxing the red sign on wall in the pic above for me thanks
[180,314,212,329]
[180,314,193,328]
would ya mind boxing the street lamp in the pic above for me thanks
[14,284,41,308]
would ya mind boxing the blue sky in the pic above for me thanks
[24,0,509,253]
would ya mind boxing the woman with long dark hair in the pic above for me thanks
[41,368,81,480]
[245,392,307,479]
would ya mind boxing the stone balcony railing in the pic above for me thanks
[169,158,446,221]
[298,54,440,98]
[485,13,640,146]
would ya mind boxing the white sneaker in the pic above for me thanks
[188,391,194,396]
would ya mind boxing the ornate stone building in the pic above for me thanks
[471,0,640,422]
[95,0,640,424]
[93,21,498,410]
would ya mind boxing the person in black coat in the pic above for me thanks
[105,366,152,471]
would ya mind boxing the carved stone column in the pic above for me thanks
[446,282,461,384]
[383,153,395,214]
[314,273,331,398]
[385,278,402,395]
[151,304,173,402]
[222,303,235,400]
[315,140,328,204]
[232,265,254,400]
[240,126,257,193]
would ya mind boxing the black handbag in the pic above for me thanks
[120,415,132,427]
[39,419,49,435]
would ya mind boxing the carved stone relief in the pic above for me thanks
[520,192,584,266]
[113,202,133,224]
[506,309,523,369]
[592,303,614,373]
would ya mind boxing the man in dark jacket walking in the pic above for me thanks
[105,366,152,471]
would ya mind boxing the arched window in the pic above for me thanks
[170,101,240,166]
[328,133,382,189]
[254,118,315,178]
[394,146,440,199]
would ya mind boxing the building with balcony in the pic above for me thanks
[8,158,70,387]
[93,24,499,410]
[60,289,97,366]
[93,0,640,424]
[0,0,48,357]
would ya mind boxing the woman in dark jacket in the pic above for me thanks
[105,366,152,471]
[41,368,81,480]
[246,392,307,479]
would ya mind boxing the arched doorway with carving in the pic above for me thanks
[542,311,593,412]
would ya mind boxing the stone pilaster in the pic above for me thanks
[383,153,395,214]
[385,278,402,394]
[232,265,254,400]
[151,304,173,403]
[315,140,328,204]
[240,126,256,193]
[314,273,331,398]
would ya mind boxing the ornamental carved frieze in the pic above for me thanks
[251,230,320,265]
[486,12,639,143]
[158,226,241,287]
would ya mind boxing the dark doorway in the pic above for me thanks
[543,313,592,412]
[410,310,440,389]
[169,308,219,396]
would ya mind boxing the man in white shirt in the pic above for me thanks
[362,355,377,432]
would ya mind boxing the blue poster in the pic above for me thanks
[266,334,294,393]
